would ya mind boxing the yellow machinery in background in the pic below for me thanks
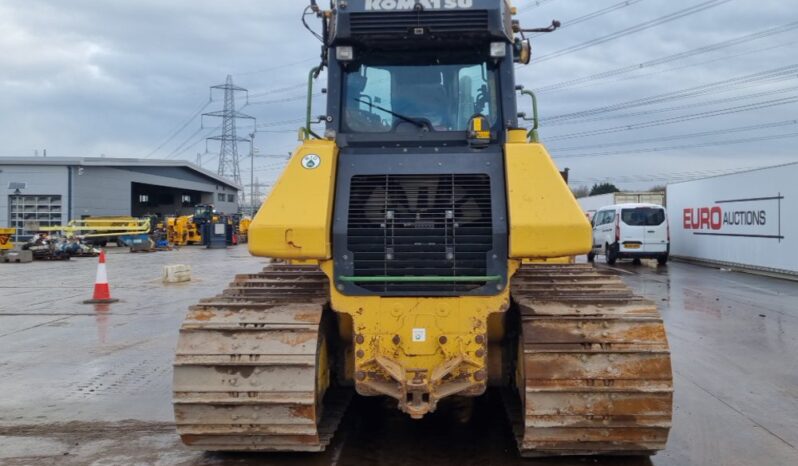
[238,216,252,243]
[166,216,202,246]
[0,228,14,251]
[166,204,220,246]
[173,2,672,458]
[40,217,150,244]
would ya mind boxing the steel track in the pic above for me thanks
[173,264,350,452]
[509,264,673,457]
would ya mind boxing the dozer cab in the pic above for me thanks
[173,0,673,457]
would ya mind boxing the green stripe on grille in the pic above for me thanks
[338,276,502,283]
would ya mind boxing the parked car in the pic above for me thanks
[587,203,669,265]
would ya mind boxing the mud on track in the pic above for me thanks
[1,248,797,465]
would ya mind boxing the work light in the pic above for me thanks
[336,46,354,62]
[490,42,506,58]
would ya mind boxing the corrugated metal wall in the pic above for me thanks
[2,164,240,230]
[72,166,239,218]
[0,165,70,230]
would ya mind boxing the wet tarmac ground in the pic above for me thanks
[0,247,797,465]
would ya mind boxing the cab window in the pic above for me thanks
[343,59,499,133]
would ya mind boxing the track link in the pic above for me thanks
[509,264,673,457]
[173,264,350,452]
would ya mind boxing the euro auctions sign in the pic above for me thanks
[682,196,783,240]
[667,163,797,275]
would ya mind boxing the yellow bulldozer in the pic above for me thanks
[173,1,672,457]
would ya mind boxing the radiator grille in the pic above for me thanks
[346,174,493,294]
[349,11,490,36]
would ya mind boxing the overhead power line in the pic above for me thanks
[257,117,306,128]
[166,126,209,159]
[518,0,560,13]
[256,129,302,134]
[234,57,317,77]
[235,2,779,109]
[248,92,324,106]
[527,0,647,38]
[529,0,734,64]
[543,64,798,123]
[145,99,211,158]
[248,83,308,99]
[545,95,798,142]
[532,21,798,94]
[588,40,798,94]
[165,103,305,163]
[569,166,759,185]
[549,119,798,152]
[546,85,798,127]
[166,124,220,160]
[554,131,798,159]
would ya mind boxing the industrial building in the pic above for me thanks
[0,157,241,241]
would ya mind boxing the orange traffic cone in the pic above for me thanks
[84,250,119,304]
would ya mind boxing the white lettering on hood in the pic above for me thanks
[365,0,475,11]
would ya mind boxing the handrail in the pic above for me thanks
[516,87,540,143]
[301,66,323,140]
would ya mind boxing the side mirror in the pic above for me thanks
[514,39,531,65]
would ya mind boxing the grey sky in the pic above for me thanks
[1,0,796,191]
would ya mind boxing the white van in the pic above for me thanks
[587,203,669,265]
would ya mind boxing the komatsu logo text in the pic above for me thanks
[365,0,475,11]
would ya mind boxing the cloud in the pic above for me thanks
[0,0,796,190]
